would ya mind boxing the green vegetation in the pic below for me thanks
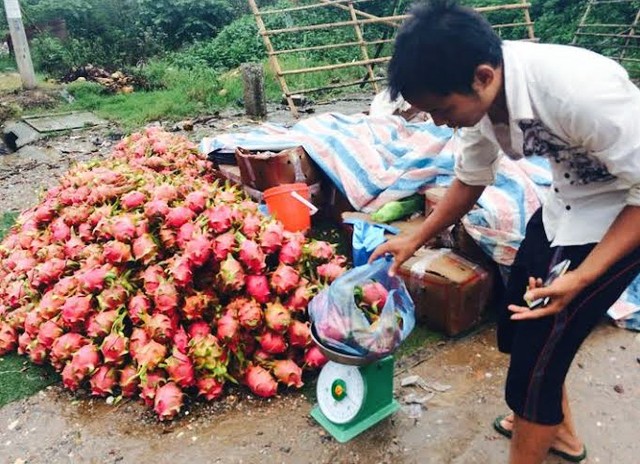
[0,212,18,240]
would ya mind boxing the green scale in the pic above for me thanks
[310,326,400,443]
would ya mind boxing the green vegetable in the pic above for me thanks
[370,194,424,223]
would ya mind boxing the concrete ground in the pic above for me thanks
[0,322,637,464]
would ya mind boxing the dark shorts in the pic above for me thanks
[498,208,640,425]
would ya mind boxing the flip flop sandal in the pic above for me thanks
[492,415,588,463]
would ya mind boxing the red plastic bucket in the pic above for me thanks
[263,183,318,232]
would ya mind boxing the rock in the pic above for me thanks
[614,384,624,394]
[400,375,422,387]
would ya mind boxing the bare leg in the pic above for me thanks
[499,385,584,455]
[510,414,559,464]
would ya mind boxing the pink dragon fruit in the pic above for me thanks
[165,206,195,229]
[119,364,140,397]
[128,293,151,325]
[23,310,43,337]
[158,225,177,250]
[234,298,263,329]
[101,333,129,365]
[50,333,87,369]
[121,190,147,210]
[168,256,193,288]
[142,264,164,294]
[103,241,132,265]
[205,205,233,234]
[287,320,311,348]
[165,348,196,388]
[134,340,167,370]
[181,293,211,321]
[270,264,300,295]
[260,221,284,255]
[132,233,158,265]
[89,365,119,396]
[241,213,262,239]
[184,190,207,213]
[304,346,328,369]
[217,255,245,292]
[32,258,67,287]
[187,321,211,339]
[361,281,389,309]
[63,234,85,260]
[77,265,115,293]
[258,330,287,354]
[152,183,178,202]
[272,359,303,388]
[317,260,346,283]
[196,374,225,401]
[245,275,271,304]
[51,217,71,242]
[212,232,236,262]
[98,284,128,311]
[285,281,315,313]
[0,322,18,355]
[112,215,137,242]
[62,362,84,391]
[188,334,224,371]
[153,281,179,315]
[129,327,150,360]
[154,382,184,421]
[238,239,266,274]
[139,369,167,407]
[245,364,278,398]
[184,234,212,267]
[216,312,240,342]
[264,302,291,333]
[305,240,335,261]
[28,342,48,365]
[61,295,94,328]
[279,239,303,265]
[172,326,189,354]
[85,309,118,338]
[176,222,195,248]
[70,343,101,376]
[148,313,176,344]
[144,199,170,219]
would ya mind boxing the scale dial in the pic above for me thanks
[316,361,365,424]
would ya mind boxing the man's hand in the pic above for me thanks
[508,271,587,320]
[368,234,421,277]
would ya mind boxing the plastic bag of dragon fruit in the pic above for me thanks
[308,257,415,358]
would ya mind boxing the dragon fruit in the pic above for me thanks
[245,275,271,304]
[245,364,278,398]
[0,322,18,355]
[165,206,195,229]
[260,222,284,255]
[212,231,236,262]
[304,346,328,369]
[196,374,225,401]
[264,302,291,333]
[132,233,158,265]
[272,359,303,388]
[128,293,151,325]
[238,239,266,274]
[61,295,94,328]
[270,264,300,295]
[287,320,311,348]
[101,333,128,365]
[154,382,184,421]
[205,205,233,234]
[121,191,147,210]
[184,234,211,267]
[119,364,140,397]
[258,330,287,354]
[236,298,263,329]
[112,215,137,242]
[217,255,245,292]
[165,347,196,388]
[134,340,167,370]
[89,365,118,396]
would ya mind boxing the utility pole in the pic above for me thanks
[3,0,36,89]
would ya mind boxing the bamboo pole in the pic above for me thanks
[292,77,386,94]
[519,0,536,39]
[493,21,535,28]
[260,0,373,15]
[348,1,379,93]
[318,0,401,28]
[265,5,531,36]
[247,0,299,118]
[575,31,640,39]
[271,38,394,56]
[280,57,391,76]
[579,23,638,27]
[572,0,595,45]
[618,9,640,61]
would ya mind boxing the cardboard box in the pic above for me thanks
[235,146,320,191]
[398,248,493,337]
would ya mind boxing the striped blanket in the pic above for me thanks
[200,112,640,330]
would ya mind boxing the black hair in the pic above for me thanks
[388,0,503,100]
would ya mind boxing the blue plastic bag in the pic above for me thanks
[308,257,415,358]
[343,218,399,266]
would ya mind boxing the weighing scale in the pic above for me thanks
[310,325,400,443]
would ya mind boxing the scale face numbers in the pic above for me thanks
[316,361,365,424]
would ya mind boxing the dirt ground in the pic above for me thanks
[0,324,638,464]
[1,91,639,464]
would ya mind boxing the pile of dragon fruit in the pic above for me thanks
[0,128,349,420]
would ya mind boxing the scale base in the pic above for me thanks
[310,399,400,443]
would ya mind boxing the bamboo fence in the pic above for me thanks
[248,0,537,117]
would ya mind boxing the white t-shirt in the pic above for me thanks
[455,40,640,247]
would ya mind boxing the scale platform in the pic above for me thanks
[310,325,400,443]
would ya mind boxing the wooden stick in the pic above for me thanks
[4,0,36,89]
[247,0,299,118]
[280,57,391,76]
[348,1,379,93]
[575,31,640,39]
[270,38,394,56]
[259,0,373,15]
[265,5,532,35]
[520,0,536,39]
[492,21,535,28]
[292,77,386,94]
[318,0,401,28]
